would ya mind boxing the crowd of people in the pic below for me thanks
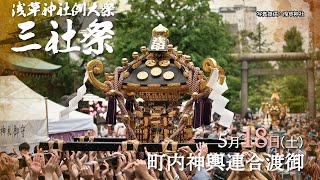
[1,141,213,180]
[1,113,320,180]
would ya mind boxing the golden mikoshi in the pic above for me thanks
[85,24,226,142]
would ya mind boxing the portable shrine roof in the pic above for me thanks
[122,59,188,86]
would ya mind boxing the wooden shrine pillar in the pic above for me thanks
[306,59,316,118]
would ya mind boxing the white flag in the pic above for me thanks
[59,72,89,120]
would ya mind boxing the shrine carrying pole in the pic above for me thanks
[39,138,266,153]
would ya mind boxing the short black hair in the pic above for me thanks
[203,132,210,138]
[19,142,30,151]
[231,129,238,135]
[34,145,39,153]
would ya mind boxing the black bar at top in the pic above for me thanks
[41,138,265,153]
[39,142,241,152]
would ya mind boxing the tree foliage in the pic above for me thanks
[111,0,240,112]
[278,26,307,113]
[241,23,275,111]
[279,26,304,68]
[283,26,303,52]
[240,23,273,53]
[239,30,254,53]
[251,22,273,53]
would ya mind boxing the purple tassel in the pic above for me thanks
[202,98,212,125]
[107,96,117,125]
[125,99,134,112]
[193,100,203,128]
